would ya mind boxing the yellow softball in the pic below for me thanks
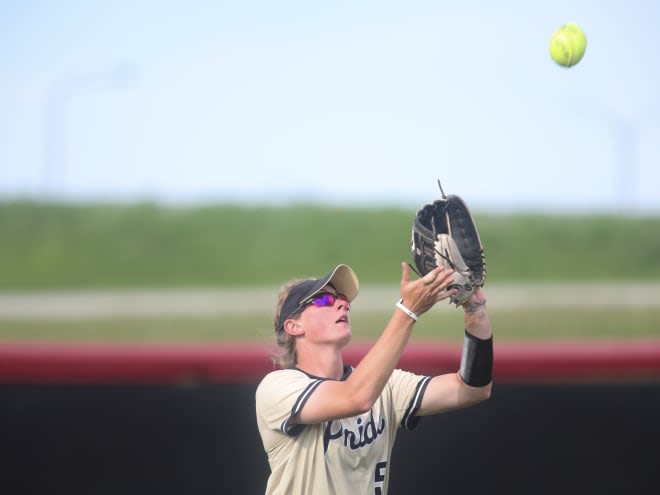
[549,22,587,68]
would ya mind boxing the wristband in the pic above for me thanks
[395,299,419,322]
[459,330,493,387]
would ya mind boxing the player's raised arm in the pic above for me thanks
[416,287,493,416]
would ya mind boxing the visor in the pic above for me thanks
[276,264,359,332]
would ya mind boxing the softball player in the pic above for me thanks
[256,262,493,494]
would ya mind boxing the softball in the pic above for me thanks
[549,22,587,68]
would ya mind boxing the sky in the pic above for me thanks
[1,0,659,212]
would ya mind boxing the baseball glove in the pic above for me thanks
[411,181,486,306]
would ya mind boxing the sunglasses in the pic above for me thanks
[301,292,350,310]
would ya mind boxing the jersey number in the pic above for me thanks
[374,461,387,495]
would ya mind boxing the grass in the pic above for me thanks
[1,200,660,290]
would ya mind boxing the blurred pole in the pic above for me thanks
[42,82,68,198]
[41,62,138,199]
[613,118,638,213]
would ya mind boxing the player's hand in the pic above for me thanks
[399,263,457,316]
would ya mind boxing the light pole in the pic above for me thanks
[41,61,138,198]
[612,118,638,213]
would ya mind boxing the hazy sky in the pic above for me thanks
[1,1,659,212]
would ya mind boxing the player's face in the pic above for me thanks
[298,285,352,344]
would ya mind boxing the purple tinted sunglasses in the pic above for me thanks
[301,292,350,309]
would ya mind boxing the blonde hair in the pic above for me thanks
[272,278,311,369]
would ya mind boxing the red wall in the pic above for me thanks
[2,339,660,384]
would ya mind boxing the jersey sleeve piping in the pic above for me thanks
[401,375,431,430]
[280,378,325,436]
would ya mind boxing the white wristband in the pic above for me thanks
[395,299,419,322]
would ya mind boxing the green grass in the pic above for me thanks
[2,306,657,343]
[1,200,660,290]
